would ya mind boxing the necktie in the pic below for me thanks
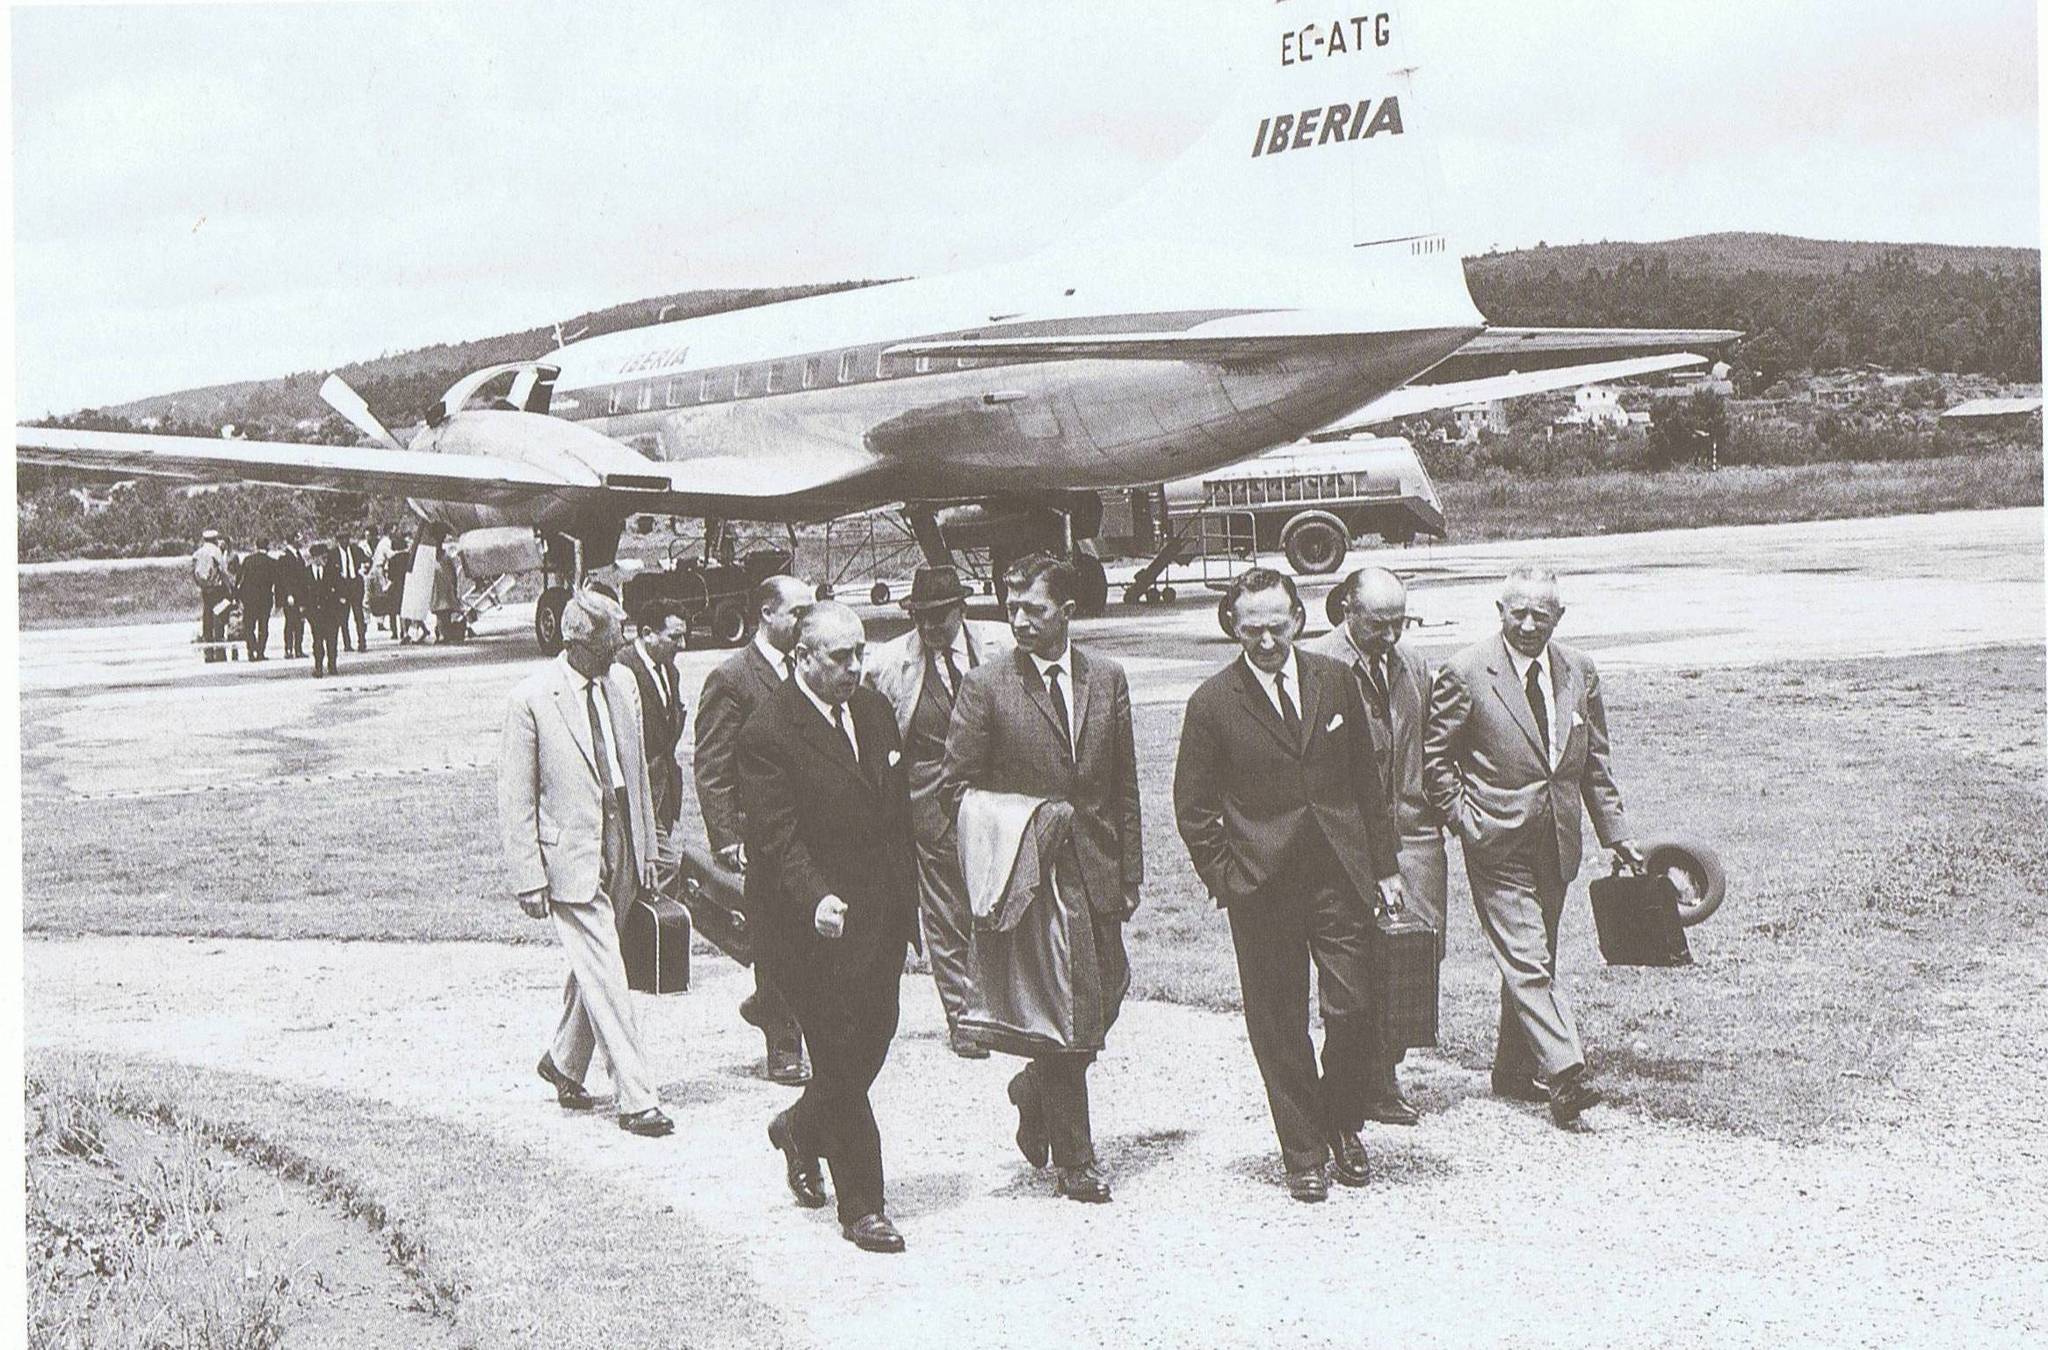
[585,681,615,790]
[782,652,796,682]
[1363,654,1390,721]
[1045,665,1074,758]
[1525,660,1551,761]
[339,549,355,580]
[832,702,858,763]
[1275,669,1303,738]
[941,646,962,700]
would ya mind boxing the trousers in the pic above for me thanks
[1466,818,1579,1081]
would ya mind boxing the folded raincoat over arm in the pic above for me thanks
[955,788,1110,1056]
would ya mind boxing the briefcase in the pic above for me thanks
[654,843,753,967]
[1589,870,1693,967]
[1366,905,1439,1051]
[621,893,691,994]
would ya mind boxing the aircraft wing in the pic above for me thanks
[1325,352,1715,432]
[1415,327,1742,382]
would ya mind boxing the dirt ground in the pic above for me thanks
[24,934,2046,1349]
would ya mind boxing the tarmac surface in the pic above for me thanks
[18,506,2048,1347]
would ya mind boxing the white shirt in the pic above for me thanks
[754,630,792,680]
[796,670,859,761]
[634,636,673,709]
[560,656,628,787]
[926,628,972,695]
[1029,645,1078,754]
[1241,650,1304,723]
[1505,645,1561,769]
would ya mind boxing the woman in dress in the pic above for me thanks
[398,526,438,645]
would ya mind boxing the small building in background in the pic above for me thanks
[1452,400,1509,441]
[1939,396,2043,434]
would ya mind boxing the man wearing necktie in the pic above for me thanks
[738,602,917,1253]
[1424,566,1643,1127]
[303,542,347,678]
[940,552,1142,1205]
[498,588,673,1138]
[621,598,690,836]
[337,529,370,653]
[863,565,1012,1057]
[693,574,814,1084]
[1308,567,1446,1125]
[1176,569,1404,1201]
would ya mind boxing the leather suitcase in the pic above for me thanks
[1366,905,1440,1051]
[650,842,753,967]
[1589,870,1693,967]
[621,893,691,994]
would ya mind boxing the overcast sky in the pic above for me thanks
[11,0,2040,417]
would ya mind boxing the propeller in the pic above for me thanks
[319,374,405,452]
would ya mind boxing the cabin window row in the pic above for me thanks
[604,349,977,414]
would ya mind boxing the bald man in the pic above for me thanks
[740,602,917,1252]
[1307,566,1444,1125]
[499,588,673,1138]
[1424,566,1641,1127]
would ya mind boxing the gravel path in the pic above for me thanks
[26,935,2045,1348]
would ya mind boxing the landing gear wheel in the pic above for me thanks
[1640,837,1729,926]
[535,586,569,656]
[1073,554,1109,617]
[1216,595,1236,638]
[870,581,892,606]
[1160,586,1176,603]
[708,598,750,648]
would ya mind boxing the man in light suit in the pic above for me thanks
[622,598,689,836]
[693,574,812,1084]
[1176,569,1404,1202]
[863,564,1011,1058]
[940,552,1142,1205]
[740,602,918,1253]
[1308,566,1444,1125]
[1424,565,1642,1126]
[498,588,674,1138]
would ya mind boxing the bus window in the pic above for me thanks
[766,364,784,394]
[803,358,821,389]
[914,355,932,374]
[734,368,750,398]
[666,379,683,408]
[699,373,716,402]
[608,386,624,415]
[638,384,654,412]
[837,351,857,383]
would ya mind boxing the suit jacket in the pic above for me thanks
[300,560,348,623]
[1306,628,1440,837]
[236,551,277,612]
[1174,651,1399,909]
[940,645,1142,916]
[737,681,917,976]
[693,642,786,855]
[620,640,687,830]
[865,619,1012,836]
[1423,634,1631,884]
[274,549,308,611]
[498,656,658,906]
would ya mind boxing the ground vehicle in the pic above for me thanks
[619,545,792,648]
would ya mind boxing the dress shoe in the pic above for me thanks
[1286,1165,1330,1203]
[767,1111,828,1209]
[949,1027,991,1060]
[1327,1130,1372,1188]
[1491,1071,1549,1104]
[536,1053,594,1111]
[1365,1089,1420,1127]
[841,1213,906,1254]
[1054,1164,1112,1204]
[616,1106,675,1137]
[1007,1075,1049,1169]
[1548,1065,1604,1126]
[765,1040,812,1086]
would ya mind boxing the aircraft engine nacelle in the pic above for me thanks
[447,525,546,580]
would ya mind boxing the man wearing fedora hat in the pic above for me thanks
[864,564,1011,1057]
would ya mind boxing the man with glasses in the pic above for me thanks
[1308,566,1444,1125]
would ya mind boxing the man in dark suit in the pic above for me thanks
[693,574,812,1084]
[237,541,277,661]
[1424,564,1641,1127]
[622,599,689,835]
[336,530,371,652]
[1307,566,1445,1124]
[302,543,348,678]
[739,601,917,1253]
[275,539,309,659]
[1175,568,1404,1201]
[940,552,1142,1205]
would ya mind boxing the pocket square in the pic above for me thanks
[886,748,902,767]
[1326,713,1344,731]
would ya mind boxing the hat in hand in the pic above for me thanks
[900,565,973,612]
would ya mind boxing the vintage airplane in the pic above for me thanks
[17,1,1735,649]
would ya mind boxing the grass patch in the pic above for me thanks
[21,646,2048,1142]
[1437,448,2042,542]
[24,1051,802,1350]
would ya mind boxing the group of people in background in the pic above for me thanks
[191,521,467,674]
[498,551,1640,1253]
